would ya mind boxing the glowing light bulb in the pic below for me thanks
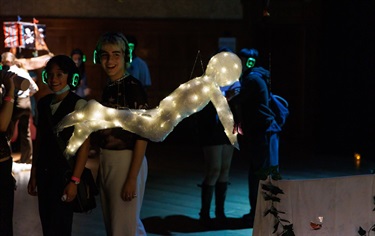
[76,113,84,119]
[354,152,361,169]
[202,86,210,93]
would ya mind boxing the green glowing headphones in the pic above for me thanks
[246,57,256,68]
[93,32,131,65]
[70,49,86,63]
[239,48,259,68]
[42,71,80,88]
[42,55,81,89]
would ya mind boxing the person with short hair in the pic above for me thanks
[27,55,90,236]
[93,32,149,236]
[237,48,275,227]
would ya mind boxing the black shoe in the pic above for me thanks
[215,211,227,224]
[199,213,212,227]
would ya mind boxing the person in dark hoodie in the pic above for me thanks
[236,48,275,227]
[196,47,241,227]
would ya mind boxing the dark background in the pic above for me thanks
[1,0,374,160]
[317,1,374,157]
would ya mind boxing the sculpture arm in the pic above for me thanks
[210,87,239,149]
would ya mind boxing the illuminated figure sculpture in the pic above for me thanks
[57,52,242,155]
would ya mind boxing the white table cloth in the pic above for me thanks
[253,174,375,236]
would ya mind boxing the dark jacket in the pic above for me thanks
[35,92,81,172]
[239,66,274,137]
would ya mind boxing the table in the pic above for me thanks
[253,174,375,236]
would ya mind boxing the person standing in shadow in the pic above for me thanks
[126,35,152,89]
[195,47,241,227]
[70,48,90,98]
[27,55,90,236]
[236,48,276,227]
[0,68,17,236]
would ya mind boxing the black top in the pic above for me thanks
[239,67,273,136]
[35,92,81,172]
[96,75,148,150]
[196,102,231,146]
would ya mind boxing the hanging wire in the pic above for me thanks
[189,50,205,80]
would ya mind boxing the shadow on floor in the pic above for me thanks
[143,215,252,235]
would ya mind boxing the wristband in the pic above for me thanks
[70,176,80,185]
[3,96,14,103]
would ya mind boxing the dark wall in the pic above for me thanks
[0,18,251,103]
[2,0,373,159]
[317,0,375,157]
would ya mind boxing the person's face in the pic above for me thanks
[100,43,125,81]
[72,54,82,67]
[46,64,69,93]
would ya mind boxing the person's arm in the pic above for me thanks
[63,99,91,202]
[28,76,39,96]
[210,87,239,149]
[15,53,54,70]
[63,137,90,202]
[28,100,41,196]
[0,72,16,131]
[121,139,147,201]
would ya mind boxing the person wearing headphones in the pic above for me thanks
[92,32,149,236]
[237,48,274,227]
[125,35,152,89]
[27,55,90,236]
[70,48,90,98]
[195,47,241,227]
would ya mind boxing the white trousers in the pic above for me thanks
[99,149,148,236]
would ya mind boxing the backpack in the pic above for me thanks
[269,92,289,128]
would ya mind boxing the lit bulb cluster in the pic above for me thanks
[57,52,242,155]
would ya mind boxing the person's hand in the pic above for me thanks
[61,182,78,202]
[233,122,243,135]
[121,178,137,201]
[27,175,38,196]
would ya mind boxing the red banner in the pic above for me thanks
[3,21,48,51]
[3,22,19,48]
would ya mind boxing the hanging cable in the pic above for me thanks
[189,50,205,80]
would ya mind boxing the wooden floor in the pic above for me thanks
[11,140,375,236]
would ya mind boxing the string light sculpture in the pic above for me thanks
[57,52,242,156]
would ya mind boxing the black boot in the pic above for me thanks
[215,182,228,221]
[199,184,214,226]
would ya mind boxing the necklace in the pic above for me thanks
[108,73,129,87]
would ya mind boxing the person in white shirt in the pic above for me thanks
[1,52,39,163]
